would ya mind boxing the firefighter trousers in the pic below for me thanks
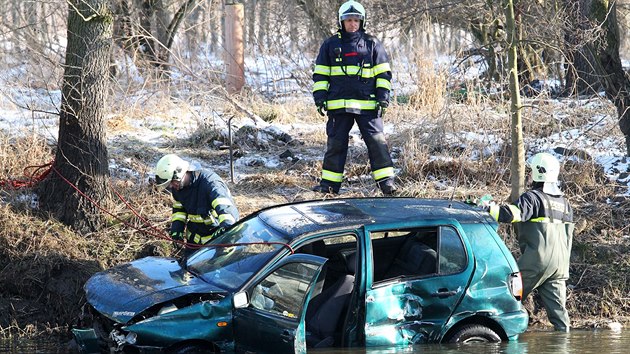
[319,112,394,191]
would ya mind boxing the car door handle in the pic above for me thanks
[280,329,294,343]
[431,288,457,298]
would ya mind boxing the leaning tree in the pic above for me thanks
[37,0,113,232]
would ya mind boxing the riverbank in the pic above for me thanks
[1,160,629,340]
[1,96,630,339]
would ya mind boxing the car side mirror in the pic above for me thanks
[233,291,249,309]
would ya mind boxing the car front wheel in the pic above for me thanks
[447,324,501,343]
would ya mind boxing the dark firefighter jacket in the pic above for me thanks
[312,29,392,117]
[488,188,574,283]
[170,170,239,245]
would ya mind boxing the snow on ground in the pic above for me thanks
[1,53,630,202]
[2,85,628,199]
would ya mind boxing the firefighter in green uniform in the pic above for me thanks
[154,154,240,257]
[485,152,574,332]
[311,0,396,195]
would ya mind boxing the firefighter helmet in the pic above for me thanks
[529,152,560,183]
[338,1,366,29]
[529,152,563,195]
[155,154,189,190]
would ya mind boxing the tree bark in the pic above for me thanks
[583,0,630,155]
[37,0,113,232]
[505,0,526,202]
[564,0,604,96]
[295,0,332,42]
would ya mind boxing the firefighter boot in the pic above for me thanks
[378,178,397,195]
[312,183,340,194]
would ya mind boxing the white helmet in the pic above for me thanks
[529,152,560,182]
[529,152,563,195]
[338,1,366,29]
[154,154,189,190]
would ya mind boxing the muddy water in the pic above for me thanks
[0,329,628,353]
[312,330,630,354]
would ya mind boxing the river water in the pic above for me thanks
[0,329,628,353]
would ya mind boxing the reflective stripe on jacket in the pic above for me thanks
[488,189,573,224]
[489,188,574,281]
[170,170,239,244]
[312,29,392,117]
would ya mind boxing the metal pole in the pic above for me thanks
[228,115,235,183]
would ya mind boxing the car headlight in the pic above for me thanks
[125,332,137,345]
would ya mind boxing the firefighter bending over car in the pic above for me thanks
[483,153,574,332]
[312,0,396,195]
[154,154,239,256]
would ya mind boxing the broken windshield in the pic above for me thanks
[185,217,290,291]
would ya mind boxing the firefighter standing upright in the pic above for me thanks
[485,153,574,332]
[312,0,396,195]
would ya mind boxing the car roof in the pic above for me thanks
[257,197,488,239]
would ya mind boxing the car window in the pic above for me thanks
[322,234,356,245]
[371,228,438,282]
[250,262,320,320]
[371,227,468,283]
[369,230,411,240]
[186,217,290,290]
[438,227,467,274]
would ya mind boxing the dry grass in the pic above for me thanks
[2,87,630,338]
[407,57,448,115]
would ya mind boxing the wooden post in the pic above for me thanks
[225,2,244,94]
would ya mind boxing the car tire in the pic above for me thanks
[447,324,501,344]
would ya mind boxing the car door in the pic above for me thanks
[233,254,326,354]
[363,224,474,346]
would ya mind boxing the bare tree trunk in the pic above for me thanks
[185,0,205,52]
[505,0,525,202]
[295,0,331,42]
[247,0,257,46]
[209,3,220,54]
[564,0,603,96]
[37,0,113,232]
[136,0,159,64]
[155,0,171,46]
[260,1,269,48]
[587,0,630,156]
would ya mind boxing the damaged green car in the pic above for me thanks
[73,198,527,353]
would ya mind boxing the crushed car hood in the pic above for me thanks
[85,256,226,323]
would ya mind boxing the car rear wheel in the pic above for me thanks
[447,324,501,343]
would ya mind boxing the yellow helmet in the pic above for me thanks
[154,154,189,190]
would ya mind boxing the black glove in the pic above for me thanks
[207,226,225,243]
[316,101,327,116]
[378,101,389,117]
[170,231,184,241]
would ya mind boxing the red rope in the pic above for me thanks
[51,164,295,253]
[2,159,295,253]
[111,185,294,253]
[0,162,53,189]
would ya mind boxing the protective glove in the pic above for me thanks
[464,194,494,211]
[170,231,184,241]
[477,194,494,208]
[206,226,226,243]
[378,101,389,117]
[316,101,327,116]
